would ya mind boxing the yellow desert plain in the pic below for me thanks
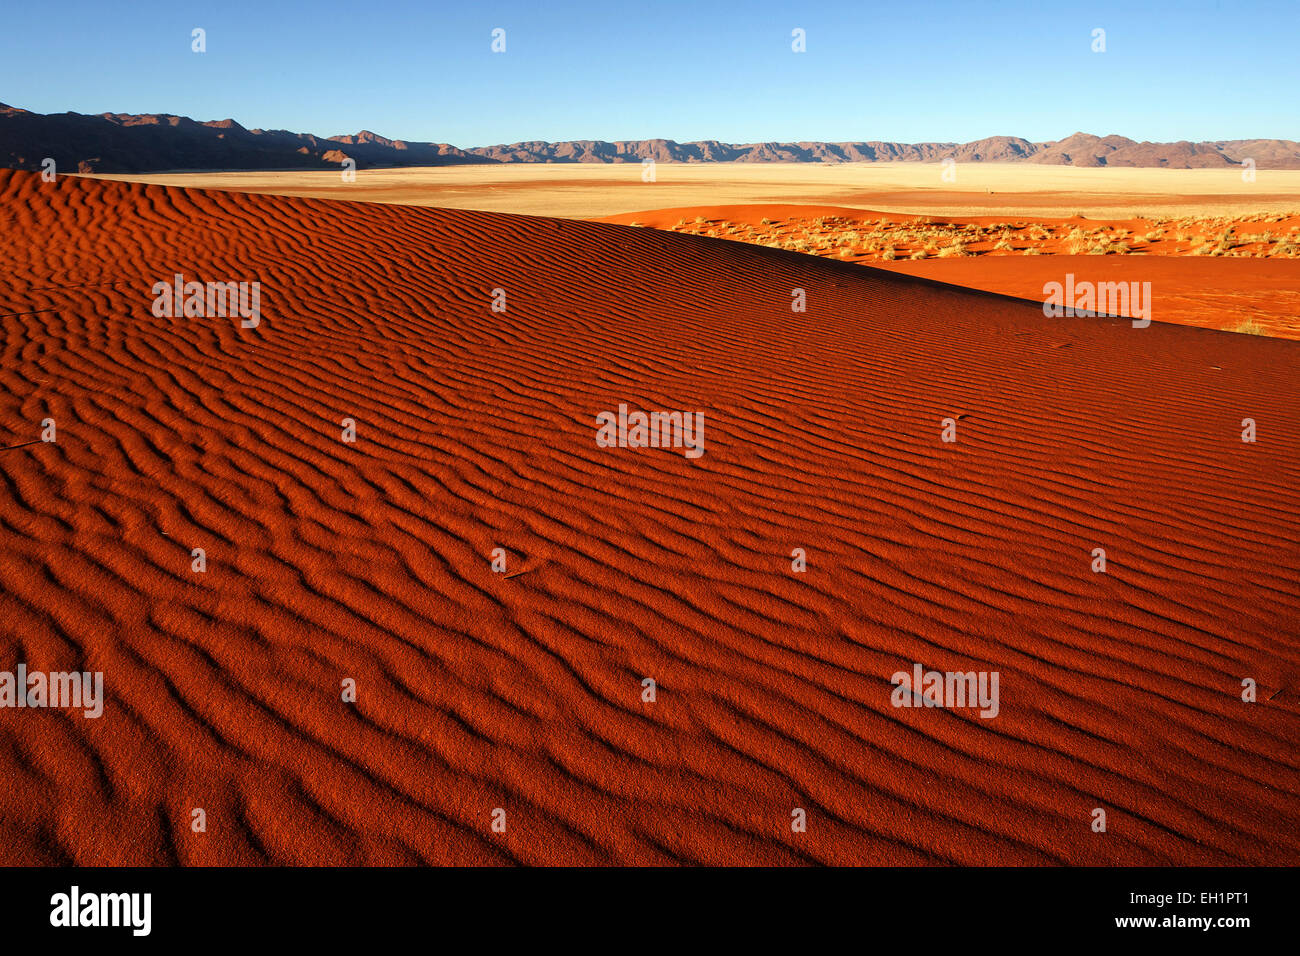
[85,162,1300,338]
[84,161,1300,219]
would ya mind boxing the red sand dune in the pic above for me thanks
[0,169,1298,865]
[878,255,1300,339]
[604,204,1300,338]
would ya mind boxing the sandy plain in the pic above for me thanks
[82,162,1300,220]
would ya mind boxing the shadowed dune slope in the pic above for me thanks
[0,168,1297,865]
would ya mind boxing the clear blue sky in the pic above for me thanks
[1,0,1294,145]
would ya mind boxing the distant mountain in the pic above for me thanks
[0,104,482,173]
[1026,132,1238,168]
[3,104,1297,173]
[465,135,1043,165]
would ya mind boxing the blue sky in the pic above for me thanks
[1,0,1295,145]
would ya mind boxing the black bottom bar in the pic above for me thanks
[0,866,1278,944]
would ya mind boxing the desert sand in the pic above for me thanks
[601,204,1300,339]
[83,162,1300,220]
[83,165,1300,339]
[1,169,1297,865]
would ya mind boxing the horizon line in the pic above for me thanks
[4,102,1292,150]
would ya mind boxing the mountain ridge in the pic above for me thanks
[2,103,1296,172]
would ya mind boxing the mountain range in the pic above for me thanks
[3,103,1296,173]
